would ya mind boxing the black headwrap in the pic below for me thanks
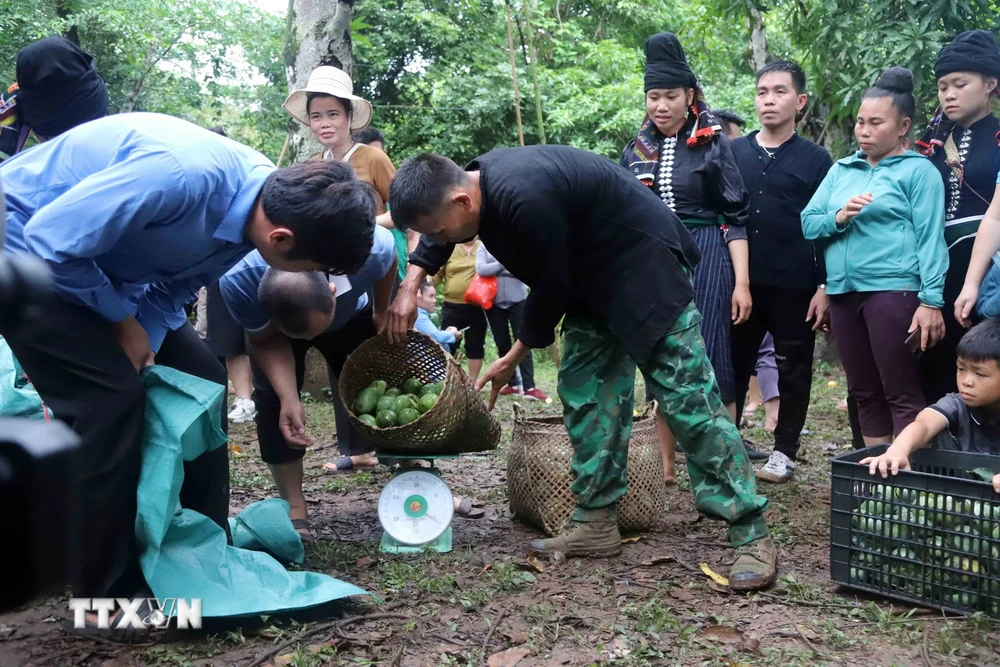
[15,36,109,138]
[635,32,720,150]
[918,31,1000,156]
[935,30,1000,80]
[644,33,697,91]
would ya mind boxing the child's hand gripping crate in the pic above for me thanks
[831,444,1000,616]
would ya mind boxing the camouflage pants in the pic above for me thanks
[558,301,770,546]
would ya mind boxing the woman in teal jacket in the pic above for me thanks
[802,67,948,446]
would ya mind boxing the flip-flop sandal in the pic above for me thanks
[455,498,486,520]
[323,456,376,475]
[291,518,315,545]
[62,599,160,643]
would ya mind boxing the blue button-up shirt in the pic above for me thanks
[220,225,396,335]
[1,112,274,351]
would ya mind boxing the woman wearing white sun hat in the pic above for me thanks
[283,66,395,215]
[263,65,391,492]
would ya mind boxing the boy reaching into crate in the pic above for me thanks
[382,146,777,591]
[861,318,1000,492]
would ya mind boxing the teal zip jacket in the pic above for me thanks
[801,150,948,308]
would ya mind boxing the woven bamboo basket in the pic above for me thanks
[338,330,501,455]
[508,403,666,535]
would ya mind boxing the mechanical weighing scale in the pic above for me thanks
[376,454,459,553]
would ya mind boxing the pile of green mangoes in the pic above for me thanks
[848,484,1000,613]
[352,378,443,428]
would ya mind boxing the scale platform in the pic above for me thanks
[377,454,459,554]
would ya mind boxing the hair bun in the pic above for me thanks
[875,66,914,94]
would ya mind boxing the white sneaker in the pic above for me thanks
[756,450,797,484]
[228,397,257,424]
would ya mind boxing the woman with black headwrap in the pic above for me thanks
[929,32,1000,396]
[621,32,753,483]
[14,36,109,143]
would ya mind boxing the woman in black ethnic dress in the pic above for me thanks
[621,32,753,482]
[918,30,1000,402]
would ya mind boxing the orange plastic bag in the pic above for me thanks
[464,275,498,309]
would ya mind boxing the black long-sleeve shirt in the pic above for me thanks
[620,116,750,239]
[730,132,832,290]
[929,113,1000,225]
[408,145,701,364]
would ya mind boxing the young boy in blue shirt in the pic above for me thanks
[862,318,1000,491]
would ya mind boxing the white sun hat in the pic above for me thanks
[282,66,373,130]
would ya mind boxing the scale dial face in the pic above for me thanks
[378,470,454,545]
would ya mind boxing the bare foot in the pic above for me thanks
[663,465,676,485]
[352,452,379,467]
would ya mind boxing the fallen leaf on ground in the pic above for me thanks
[700,625,745,644]
[524,556,545,573]
[699,563,730,587]
[669,587,694,601]
[795,624,820,641]
[620,536,641,543]
[503,628,530,644]
[487,646,531,667]
[355,556,376,569]
[707,580,730,594]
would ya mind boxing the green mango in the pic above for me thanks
[376,410,398,428]
[418,392,438,413]
[397,408,421,425]
[358,414,377,427]
[393,395,418,414]
[367,380,388,397]
[354,387,380,416]
[377,395,397,413]
[384,387,401,397]
[402,377,424,395]
[420,382,441,396]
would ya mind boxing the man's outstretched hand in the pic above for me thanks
[476,341,532,410]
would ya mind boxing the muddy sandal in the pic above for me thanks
[291,518,315,545]
[455,498,486,520]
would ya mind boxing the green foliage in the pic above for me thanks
[0,0,287,160]
[2,0,996,164]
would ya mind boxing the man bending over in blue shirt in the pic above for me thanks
[0,112,376,633]
[220,226,396,543]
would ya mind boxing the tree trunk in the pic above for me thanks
[746,7,769,71]
[522,0,546,144]
[54,0,80,46]
[284,0,355,165]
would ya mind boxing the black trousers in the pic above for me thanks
[485,301,535,389]
[251,310,375,464]
[732,284,816,459]
[0,302,230,598]
[441,301,487,359]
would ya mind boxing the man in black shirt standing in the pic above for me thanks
[730,61,834,483]
[385,145,777,590]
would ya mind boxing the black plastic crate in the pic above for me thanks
[831,444,1000,616]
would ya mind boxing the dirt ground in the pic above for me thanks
[3,356,1000,666]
